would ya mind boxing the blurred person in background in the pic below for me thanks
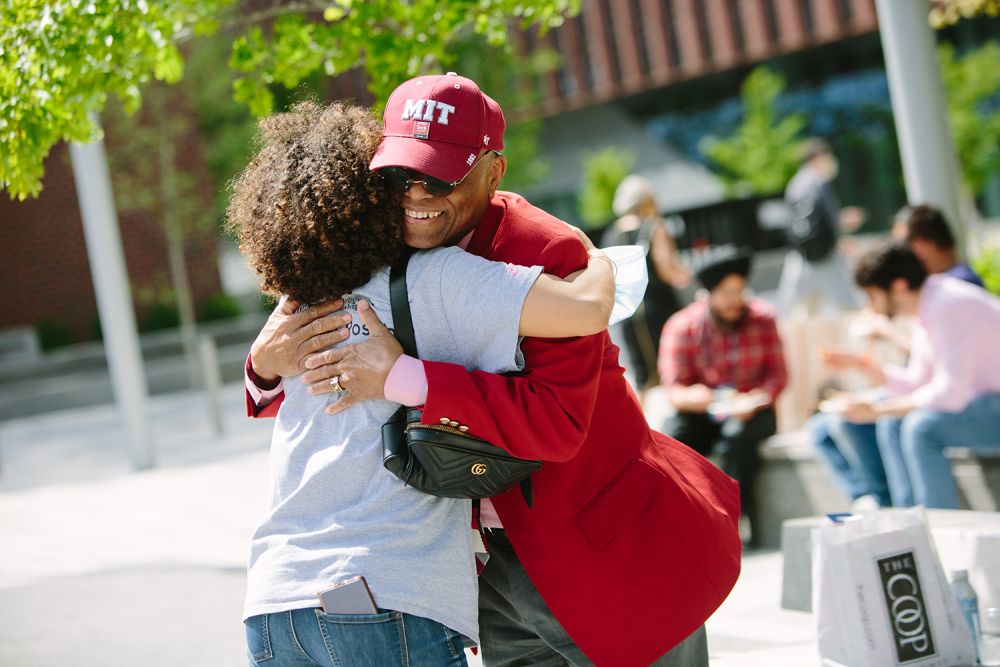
[777,138,864,317]
[824,243,1000,508]
[602,175,691,397]
[805,409,891,510]
[892,204,984,288]
[810,207,985,509]
[660,252,787,547]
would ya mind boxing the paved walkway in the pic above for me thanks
[0,384,816,666]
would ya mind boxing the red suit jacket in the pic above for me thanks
[248,192,742,666]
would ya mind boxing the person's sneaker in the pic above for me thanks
[851,494,881,512]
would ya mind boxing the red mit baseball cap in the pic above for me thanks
[370,72,506,183]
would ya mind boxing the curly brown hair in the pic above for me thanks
[226,101,404,304]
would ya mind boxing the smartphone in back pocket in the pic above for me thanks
[317,576,379,614]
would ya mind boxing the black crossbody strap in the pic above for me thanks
[389,251,418,358]
[387,250,535,509]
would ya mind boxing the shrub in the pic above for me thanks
[143,303,180,332]
[702,67,806,197]
[36,319,75,351]
[198,292,243,322]
[577,147,636,228]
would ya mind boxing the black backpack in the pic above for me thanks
[787,188,837,262]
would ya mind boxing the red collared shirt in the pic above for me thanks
[658,298,788,401]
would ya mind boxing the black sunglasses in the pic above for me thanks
[381,151,499,197]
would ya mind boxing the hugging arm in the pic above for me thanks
[417,234,604,462]
[517,249,615,338]
[244,297,349,417]
[245,245,615,416]
[299,235,607,463]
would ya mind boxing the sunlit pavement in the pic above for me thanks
[0,385,816,666]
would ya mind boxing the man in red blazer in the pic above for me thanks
[246,74,741,666]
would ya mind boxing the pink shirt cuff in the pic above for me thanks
[384,355,429,407]
[245,355,284,407]
[479,498,505,529]
[383,345,502,527]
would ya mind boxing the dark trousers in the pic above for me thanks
[662,408,777,543]
[479,529,708,666]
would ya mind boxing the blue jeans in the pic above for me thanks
[807,413,891,506]
[245,608,468,667]
[876,393,1000,509]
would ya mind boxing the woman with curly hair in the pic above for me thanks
[228,102,617,667]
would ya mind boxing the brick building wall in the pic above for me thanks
[1,146,100,341]
[1,111,223,344]
[525,0,880,116]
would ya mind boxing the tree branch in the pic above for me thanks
[221,0,330,29]
[174,0,332,42]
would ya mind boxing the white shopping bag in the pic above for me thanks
[813,508,976,667]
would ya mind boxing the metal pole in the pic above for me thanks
[875,0,965,251]
[70,116,155,470]
[198,334,224,437]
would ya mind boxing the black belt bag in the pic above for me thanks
[380,252,540,506]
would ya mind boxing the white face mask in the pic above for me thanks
[600,245,650,326]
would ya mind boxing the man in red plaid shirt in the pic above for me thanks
[659,252,787,547]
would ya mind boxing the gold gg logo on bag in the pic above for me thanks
[470,463,488,476]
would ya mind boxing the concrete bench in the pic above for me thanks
[753,433,1000,549]
[754,432,845,548]
[947,448,1000,511]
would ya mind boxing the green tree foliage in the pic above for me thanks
[577,147,635,228]
[938,41,1000,196]
[930,0,1000,27]
[103,84,209,368]
[1,0,579,199]
[227,0,577,117]
[972,246,1000,296]
[702,67,807,197]
[185,32,258,227]
[191,17,560,221]
[102,84,208,231]
[1,0,230,199]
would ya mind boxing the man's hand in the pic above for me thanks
[819,346,885,384]
[300,300,404,415]
[671,383,714,413]
[250,298,352,383]
[730,389,771,422]
[819,347,869,371]
[842,396,879,424]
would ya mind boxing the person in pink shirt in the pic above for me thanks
[830,243,1000,508]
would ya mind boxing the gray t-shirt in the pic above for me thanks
[243,246,542,644]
